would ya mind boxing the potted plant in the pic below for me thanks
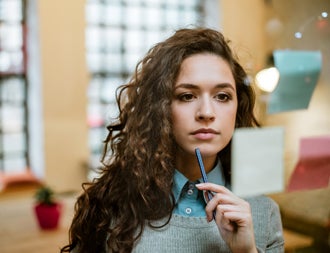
[34,185,62,230]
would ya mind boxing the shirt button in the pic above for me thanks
[185,207,192,214]
[187,183,194,195]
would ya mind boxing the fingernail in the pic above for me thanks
[195,183,202,187]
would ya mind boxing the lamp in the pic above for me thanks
[255,67,280,92]
[255,53,280,93]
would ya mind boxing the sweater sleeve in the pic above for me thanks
[265,199,285,252]
[248,196,285,253]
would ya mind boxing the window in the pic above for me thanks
[0,0,29,173]
[85,0,207,171]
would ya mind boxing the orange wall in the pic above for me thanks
[219,0,267,72]
[37,0,89,192]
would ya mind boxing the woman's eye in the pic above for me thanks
[215,93,231,102]
[178,93,195,101]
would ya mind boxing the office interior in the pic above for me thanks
[0,0,329,252]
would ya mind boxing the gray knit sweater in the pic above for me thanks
[132,195,284,253]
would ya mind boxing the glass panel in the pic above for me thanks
[124,30,144,52]
[87,77,102,101]
[145,6,162,29]
[1,105,25,132]
[86,52,102,72]
[185,0,200,8]
[124,52,143,73]
[104,27,123,52]
[85,1,102,25]
[0,0,28,173]
[143,0,163,6]
[166,8,179,27]
[89,152,103,169]
[0,77,25,103]
[104,3,122,26]
[0,0,22,21]
[166,0,180,8]
[0,52,11,73]
[126,5,143,28]
[0,51,24,74]
[103,53,122,72]
[101,77,124,103]
[86,26,102,52]
[87,102,104,128]
[89,127,105,152]
[3,132,26,153]
[103,101,119,124]
[3,158,27,174]
[0,24,23,50]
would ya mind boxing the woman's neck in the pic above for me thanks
[175,152,217,181]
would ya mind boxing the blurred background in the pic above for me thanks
[0,0,329,252]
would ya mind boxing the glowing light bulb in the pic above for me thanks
[255,67,280,93]
[295,32,303,39]
[321,12,328,18]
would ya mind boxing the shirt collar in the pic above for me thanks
[172,159,225,204]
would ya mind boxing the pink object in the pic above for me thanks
[287,135,330,191]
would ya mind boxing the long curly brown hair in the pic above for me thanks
[61,27,259,253]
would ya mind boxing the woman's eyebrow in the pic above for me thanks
[174,83,199,90]
[174,83,235,91]
[214,83,236,91]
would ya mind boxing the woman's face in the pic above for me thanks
[171,53,237,160]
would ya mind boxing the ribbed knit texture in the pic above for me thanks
[132,195,284,253]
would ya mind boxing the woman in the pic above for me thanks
[61,28,284,253]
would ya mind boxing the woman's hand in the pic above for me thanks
[196,183,258,253]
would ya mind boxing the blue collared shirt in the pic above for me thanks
[172,160,225,217]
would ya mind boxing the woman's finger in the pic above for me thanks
[196,182,231,195]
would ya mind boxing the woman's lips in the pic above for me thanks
[191,128,219,140]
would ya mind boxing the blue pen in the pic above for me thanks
[195,148,216,220]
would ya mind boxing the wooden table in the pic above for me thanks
[271,187,330,252]
[0,191,76,253]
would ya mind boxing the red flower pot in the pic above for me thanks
[34,202,62,230]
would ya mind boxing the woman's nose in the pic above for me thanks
[196,97,215,121]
